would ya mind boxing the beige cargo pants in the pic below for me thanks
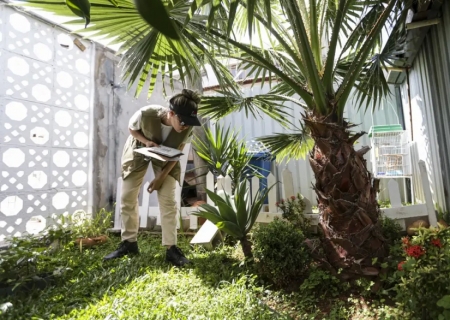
[120,166,178,246]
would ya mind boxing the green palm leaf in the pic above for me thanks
[134,0,180,40]
[217,201,239,225]
[65,0,90,27]
[16,0,413,142]
[257,131,314,162]
[200,92,293,128]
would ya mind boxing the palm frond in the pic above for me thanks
[338,3,385,59]
[335,0,401,115]
[257,131,314,162]
[236,47,307,89]
[134,0,180,39]
[280,0,327,112]
[17,0,412,122]
[200,92,293,128]
[334,0,410,113]
[191,123,237,178]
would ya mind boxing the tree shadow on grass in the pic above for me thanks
[2,233,264,318]
[182,241,252,288]
[1,233,176,319]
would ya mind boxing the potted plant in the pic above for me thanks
[72,209,111,249]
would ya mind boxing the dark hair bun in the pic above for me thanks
[181,89,201,104]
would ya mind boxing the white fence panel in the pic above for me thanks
[114,160,437,233]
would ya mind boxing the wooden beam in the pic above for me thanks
[406,18,440,30]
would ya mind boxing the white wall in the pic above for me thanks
[0,6,183,243]
[0,6,94,241]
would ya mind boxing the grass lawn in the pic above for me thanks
[0,232,407,320]
[1,234,294,319]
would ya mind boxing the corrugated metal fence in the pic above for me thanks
[401,1,450,211]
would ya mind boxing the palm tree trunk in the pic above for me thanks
[187,72,208,202]
[305,112,387,279]
[192,119,209,201]
[240,236,253,259]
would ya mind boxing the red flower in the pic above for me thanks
[431,238,443,248]
[405,245,425,258]
[398,261,406,271]
[290,196,296,200]
[402,237,410,246]
[275,202,279,207]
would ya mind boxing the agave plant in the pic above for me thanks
[194,178,274,258]
[192,123,260,191]
[192,123,241,178]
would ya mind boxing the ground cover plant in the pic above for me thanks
[5,204,450,319]
[0,233,402,320]
[0,234,290,319]
[3,209,445,319]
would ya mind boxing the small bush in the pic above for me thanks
[0,235,50,285]
[394,226,450,319]
[70,209,112,238]
[252,218,311,288]
[300,267,343,299]
[276,193,313,236]
[380,216,403,245]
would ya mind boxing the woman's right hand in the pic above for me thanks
[145,140,159,148]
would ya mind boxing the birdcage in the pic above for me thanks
[369,125,412,178]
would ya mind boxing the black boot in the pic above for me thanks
[166,245,191,267]
[104,240,139,261]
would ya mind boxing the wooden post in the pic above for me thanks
[113,177,123,230]
[224,176,232,194]
[217,175,225,191]
[267,173,277,213]
[387,179,406,230]
[206,172,214,205]
[419,160,438,226]
[282,168,295,199]
[251,176,259,204]
[139,182,150,228]
[184,207,199,230]
[303,196,313,214]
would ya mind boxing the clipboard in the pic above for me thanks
[134,148,182,162]
[147,145,184,158]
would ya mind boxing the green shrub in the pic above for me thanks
[380,216,403,245]
[300,267,345,300]
[394,226,450,319]
[276,194,313,236]
[252,218,311,288]
[0,235,50,285]
[70,208,112,238]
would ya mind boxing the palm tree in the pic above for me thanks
[19,0,416,278]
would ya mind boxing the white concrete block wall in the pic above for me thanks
[0,6,94,241]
